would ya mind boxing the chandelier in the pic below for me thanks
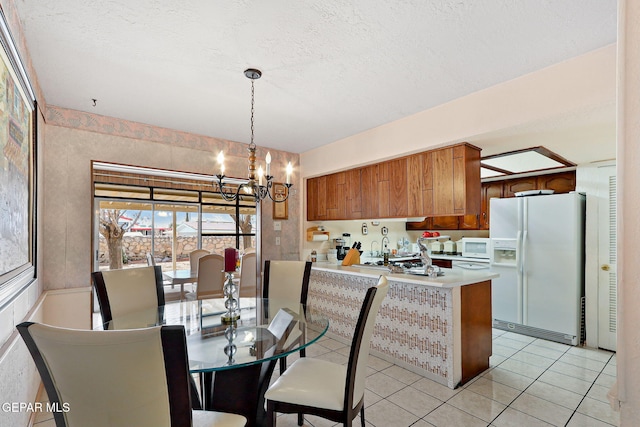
[214,68,292,203]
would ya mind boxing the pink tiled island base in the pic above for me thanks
[307,266,496,389]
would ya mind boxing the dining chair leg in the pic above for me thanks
[266,401,276,427]
[189,375,202,410]
[297,413,303,426]
[360,406,365,427]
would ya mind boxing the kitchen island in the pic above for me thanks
[307,263,499,388]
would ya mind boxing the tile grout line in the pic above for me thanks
[474,337,573,426]
[563,351,617,427]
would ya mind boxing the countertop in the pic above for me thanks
[430,254,491,263]
[360,253,490,264]
[311,262,498,288]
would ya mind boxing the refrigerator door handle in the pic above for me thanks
[522,229,528,325]
[516,230,523,323]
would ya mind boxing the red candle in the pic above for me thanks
[224,248,237,272]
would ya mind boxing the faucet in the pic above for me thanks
[370,240,379,257]
[416,237,433,267]
[381,236,390,253]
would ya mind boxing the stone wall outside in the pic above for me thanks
[97,235,249,264]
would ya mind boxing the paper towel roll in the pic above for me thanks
[312,234,329,241]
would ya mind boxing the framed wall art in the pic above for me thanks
[0,8,36,292]
[272,182,288,220]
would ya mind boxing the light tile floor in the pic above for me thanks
[33,329,619,427]
[271,329,618,427]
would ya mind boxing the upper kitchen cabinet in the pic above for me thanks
[307,175,325,221]
[345,168,362,219]
[432,144,482,216]
[308,169,362,221]
[502,171,576,198]
[406,170,576,231]
[479,181,504,229]
[325,172,347,220]
[361,159,409,218]
[407,151,434,217]
[308,142,480,221]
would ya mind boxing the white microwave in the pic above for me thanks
[461,237,490,259]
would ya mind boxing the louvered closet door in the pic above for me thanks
[598,171,617,351]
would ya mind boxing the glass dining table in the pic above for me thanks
[98,298,329,427]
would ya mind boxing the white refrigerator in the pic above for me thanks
[489,192,585,345]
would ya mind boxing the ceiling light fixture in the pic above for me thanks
[214,68,292,203]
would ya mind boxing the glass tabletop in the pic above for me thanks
[98,298,329,374]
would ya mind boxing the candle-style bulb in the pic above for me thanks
[286,162,293,184]
[265,152,271,177]
[217,151,225,176]
[258,165,264,186]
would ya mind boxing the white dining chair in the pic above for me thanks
[190,249,210,275]
[18,322,247,427]
[265,276,389,427]
[186,254,226,327]
[262,260,312,373]
[91,266,164,326]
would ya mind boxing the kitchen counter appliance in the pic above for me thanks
[460,237,490,259]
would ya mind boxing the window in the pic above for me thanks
[92,163,257,273]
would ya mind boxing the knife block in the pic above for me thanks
[341,248,361,266]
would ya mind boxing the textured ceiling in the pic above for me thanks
[13,0,617,158]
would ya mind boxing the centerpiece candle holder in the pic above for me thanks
[221,272,240,324]
[222,248,240,324]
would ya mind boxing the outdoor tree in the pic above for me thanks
[233,214,254,251]
[99,209,142,269]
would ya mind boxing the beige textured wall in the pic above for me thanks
[617,0,640,423]
[43,110,301,290]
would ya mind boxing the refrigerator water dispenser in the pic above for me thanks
[491,238,517,266]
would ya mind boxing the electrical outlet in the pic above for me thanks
[275,237,281,245]
[273,221,281,231]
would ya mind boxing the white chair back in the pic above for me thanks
[263,260,311,307]
[239,251,257,298]
[189,249,210,275]
[19,324,173,427]
[351,276,389,408]
[196,254,225,300]
[98,266,160,319]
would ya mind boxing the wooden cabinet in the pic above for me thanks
[345,169,362,219]
[360,164,378,219]
[407,151,434,217]
[538,171,576,193]
[501,171,576,200]
[432,144,481,216]
[325,172,346,220]
[308,142,480,221]
[502,176,537,198]
[479,181,503,229]
[406,170,576,230]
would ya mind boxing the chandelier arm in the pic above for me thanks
[215,175,240,202]
[265,182,291,203]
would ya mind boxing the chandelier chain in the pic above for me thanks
[249,78,255,149]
